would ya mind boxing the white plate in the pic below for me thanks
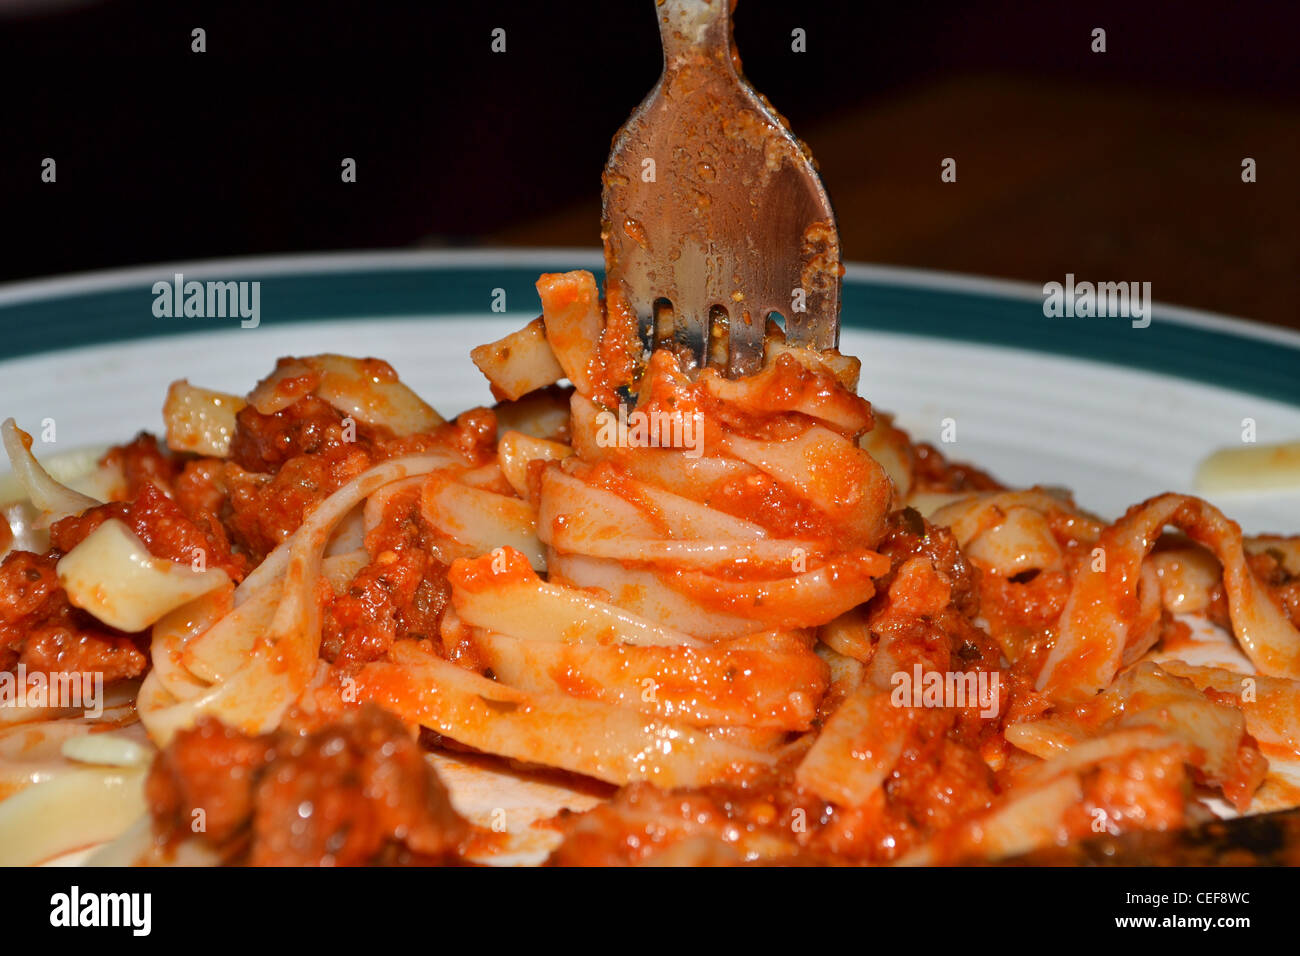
[1,250,1298,864]
[1,250,1297,530]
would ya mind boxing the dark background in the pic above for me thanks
[1,0,1296,324]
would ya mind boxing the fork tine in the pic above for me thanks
[634,302,655,353]
[675,318,708,369]
[727,307,765,377]
[783,222,842,351]
[602,0,842,381]
[797,310,841,351]
[783,285,841,351]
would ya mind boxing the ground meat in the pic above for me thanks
[146,717,274,848]
[0,550,147,679]
[879,715,998,851]
[47,504,125,554]
[229,394,368,474]
[224,447,373,560]
[321,552,450,665]
[321,486,451,666]
[172,459,230,527]
[48,483,246,581]
[441,407,498,464]
[550,714,1000,866]
[221,395,376,560]
[938,606,1010,746]
[548,780,823,866]
[911,442,1005,493]
[874,508,981,617]
[221,395,483,562]
[146,705,468,866]
[1248,549,1300,628]
[1070,746,1192,836]
[101,433,179,499]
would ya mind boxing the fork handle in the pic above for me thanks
[655,0,732,65]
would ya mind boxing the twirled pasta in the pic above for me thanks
[2,267,1299,867]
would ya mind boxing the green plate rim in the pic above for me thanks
[1,249,1296,408]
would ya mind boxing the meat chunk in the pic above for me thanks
[146,705,468,866]
[48,483,246,581]
[910,442,1005,493]
[0,550,147,680]
[224,449,372,560]
[223,383,494,561]
[223,394,377,560]
[228,393,365,474]
[146,717,274,847]
[101,432,179,498]
[549,781,818,866]
[321,485,451,666]
[874,508,981,617]
[1247,548,1300,628]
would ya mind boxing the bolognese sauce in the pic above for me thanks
[0,310,1294,868]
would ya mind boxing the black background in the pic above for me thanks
[7,862,1284,941]
[0,0,1295,283]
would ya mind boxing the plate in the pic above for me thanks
[1,250,1298,864]
[2,249,1298,532]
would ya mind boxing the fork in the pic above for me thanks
[602,0,842,379]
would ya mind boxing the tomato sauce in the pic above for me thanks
[0,550,146,680]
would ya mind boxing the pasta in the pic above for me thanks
[1,270,1298,867]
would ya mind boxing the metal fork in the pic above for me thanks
[602,0,842,379]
